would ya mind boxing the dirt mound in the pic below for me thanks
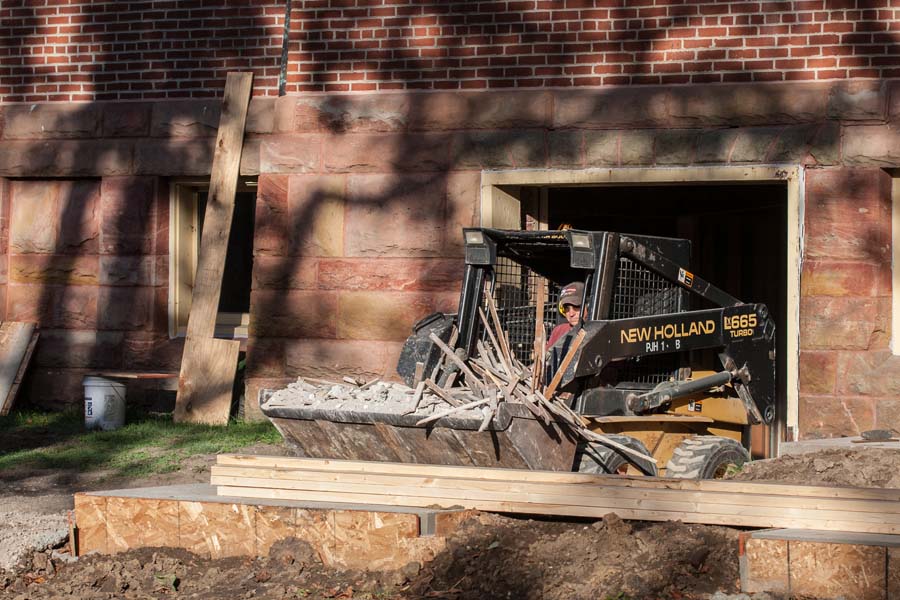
[2,512,743,600]
[729,448,900,488]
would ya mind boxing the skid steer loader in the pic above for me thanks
[261,228,776,479]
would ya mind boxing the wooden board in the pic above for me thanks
[0,322,38,416]
[174,337,240,425]
[174,71,253,425]
[216,454,900,502]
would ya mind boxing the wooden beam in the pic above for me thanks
[174,71,253,425]
[0,322,38,416]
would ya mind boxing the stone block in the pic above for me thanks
[10,179,100,254]
[798,394,875,438]
[410,90,551,131]
[843,124,900,167]
[254,174,289,256]
[767,123,820,163]
[134,138,214,176]
[337,291,437,341]
[121,333,184,371]
[8,283,99,329]
[450,130,546,170]
[273,96,297,133]
[875,399,900,431]
[345,174,445,258]
[259,135,321,173]
[99,256,156,287]
[245,336,285,378]
[101,102,152,137]
[107,497,179,554]
[553,87,670,128]
[10,254,99,286]
[789,541,885,600]
[287,174,344,257]
[827,80,888,121]
[283,338,404,381]
[246,97,276,134]
[729,127,781,163]
[74,494,107,555]
[801,261,878,297]
[799,350,837,395]
[150,100,220,138]
[582,130,619,167]
[836,351,900,397]
[443,171,481,257]
[0,140,134,177]
[317,258,464,292]
[654,129,700,165]
[667,82,827,126]
[619,130,655,165]
[890,80,900,121]
[548,130,584,169]
[740,536,788,593]
[324,131,451,173]
[295,93,410,133]
[806,121,841,166]
[99,176,157,255]
[21,368,91,410]
[2,103,101,139]
[97,286,154,331]
[178,501,256,559]
[806,167,891,206]
[33,329,124,369]
[694,128,740,164]
[252,256,318,290]
[249,290,338,338]
[799,296,883,350]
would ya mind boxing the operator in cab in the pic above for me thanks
[547,281,585,349]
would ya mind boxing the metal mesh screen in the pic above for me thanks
[486,257,559,364]
[611,256,684,386]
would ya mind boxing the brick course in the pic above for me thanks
[1,1,898,102]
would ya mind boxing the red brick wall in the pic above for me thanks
[1,0,897,101]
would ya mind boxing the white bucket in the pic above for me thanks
[83,376,126,431]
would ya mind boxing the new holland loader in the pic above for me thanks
[261,228,776,479]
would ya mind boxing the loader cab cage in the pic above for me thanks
[461,228,689,389]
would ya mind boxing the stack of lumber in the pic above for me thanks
[410,291,651,464]
[211,454,900,535]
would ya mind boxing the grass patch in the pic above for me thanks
[0,409,282,479]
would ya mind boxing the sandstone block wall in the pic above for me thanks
[0,78,898,438]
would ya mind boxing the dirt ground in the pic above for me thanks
[2,445,897,599]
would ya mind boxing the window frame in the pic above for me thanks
[168,178,257,339]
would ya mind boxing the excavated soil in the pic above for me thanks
[3,445,897,599]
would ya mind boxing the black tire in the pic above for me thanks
[665,436,750,479]
[574,435,659,476]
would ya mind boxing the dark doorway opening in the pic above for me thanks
[545,183,788,456]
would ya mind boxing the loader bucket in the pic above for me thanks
[260,397,578,472]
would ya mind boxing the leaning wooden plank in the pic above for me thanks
[209,465,900,517]
[183,71,254,341]
[175,71,253,424]
[215,455,900,502]
[0,322,37,416]
[173,337,241,425]
[216,485,900,535]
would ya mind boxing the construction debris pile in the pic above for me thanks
[263,292,653,466]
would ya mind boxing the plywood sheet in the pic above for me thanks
[293,508,337,565]
[73,494,107,555]
[789,541,886,600]
[255,505,295,556]
[331,510,419,570]
[0,322,38,416]
[178,500,256,559]
[740,537,788,594]
[888,547,900,600]
[107,497,179,553]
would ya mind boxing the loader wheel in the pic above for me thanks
[665,436,750,480]
[574,435,658,476]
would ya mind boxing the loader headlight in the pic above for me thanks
[464,230,485,246]
[570,233,592,249]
